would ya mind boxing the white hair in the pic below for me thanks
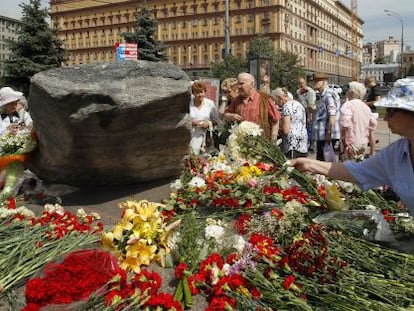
[270,88,286,100]
[238,72,255,87]
[347,81,366,100]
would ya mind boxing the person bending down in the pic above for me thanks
[286,78,414,213]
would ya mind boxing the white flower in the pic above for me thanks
[44,203,65,215]
[188,176,206,188]
[365,205,378,211]
[0,127,36,156]
[76,208,87,218]
[231,235,246,253]
[0,206,34,218]
[166,231,180,251]
[170,179,183,191]
[222,263,231,275]
[205,224,225,241]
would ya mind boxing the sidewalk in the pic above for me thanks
[374,119,400,151]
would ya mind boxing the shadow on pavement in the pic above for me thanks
[59,178,174,207]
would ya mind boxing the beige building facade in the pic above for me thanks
[50,0,363,83]
[0,15,22,77]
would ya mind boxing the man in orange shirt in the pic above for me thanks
[224,72,280,140]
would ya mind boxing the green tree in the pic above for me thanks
[272,50,305,92]
[247,35,305,92]
[3,0,67,94]
[121,7,167,62]
[211,55,247,81]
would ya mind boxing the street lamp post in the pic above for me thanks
[385,9,404,78]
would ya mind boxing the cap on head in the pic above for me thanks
[313,72,328,81]
[375,78,414,112]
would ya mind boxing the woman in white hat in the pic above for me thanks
[286,78,414,213]
[0,87,32,136]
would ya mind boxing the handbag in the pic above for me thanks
[323,142,336,162]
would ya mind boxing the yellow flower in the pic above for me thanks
[249,165,263,176]
[123,241,158,272]
[123,208,138,222]
[131,218,163,243]
[326,184,347,211]
[135,202,158,221]
[113,219,133,241]
[102,231,114,248]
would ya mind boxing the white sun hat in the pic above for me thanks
[375,78,414,112]
[0,87,23,107]
[0,87,23,97]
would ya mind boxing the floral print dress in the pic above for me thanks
[281,100,308,155]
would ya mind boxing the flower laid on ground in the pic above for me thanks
[22,250,182,311]
[0,204,103,294]
[5,120,414,310]
[102,199,176,273]
[22,249,120,310]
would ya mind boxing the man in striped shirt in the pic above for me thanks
[312,72,341,161]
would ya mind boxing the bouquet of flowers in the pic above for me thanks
[0,125,37,200]
[102,199,180,273]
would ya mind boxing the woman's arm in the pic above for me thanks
[287,158,358,183]
[281,115,291,136]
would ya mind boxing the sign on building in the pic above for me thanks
[115,43,138,62]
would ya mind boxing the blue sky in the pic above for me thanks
[1,0,414,48]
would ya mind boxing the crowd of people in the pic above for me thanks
[188,71,381,163]
[188,73,414,212]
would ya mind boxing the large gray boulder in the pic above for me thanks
[27,61,191,186]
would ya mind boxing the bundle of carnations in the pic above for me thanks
[160,121,414,310]
[0,125,37,200]
[21,249,182,311]
[0,201,103,304]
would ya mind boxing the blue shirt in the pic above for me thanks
[312,88,340,141]
[344,138,414,213]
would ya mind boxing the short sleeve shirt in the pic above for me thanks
[344,139,414,213]
[312,88,341,141]
[226,90,280,124]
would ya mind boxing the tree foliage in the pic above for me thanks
[247,35,305,92]
[3,0,67,94]
[121,7,167,62]
[271,50,305,91]
[211,55,247,82]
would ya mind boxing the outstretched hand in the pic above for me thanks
[285,158,313,172]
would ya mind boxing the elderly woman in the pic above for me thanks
[0,87,32,136]
[221,78,238,100]
[271,88,308,159]
[339,81,377,161]
[189,81,219,155]
[287,78,414,213]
